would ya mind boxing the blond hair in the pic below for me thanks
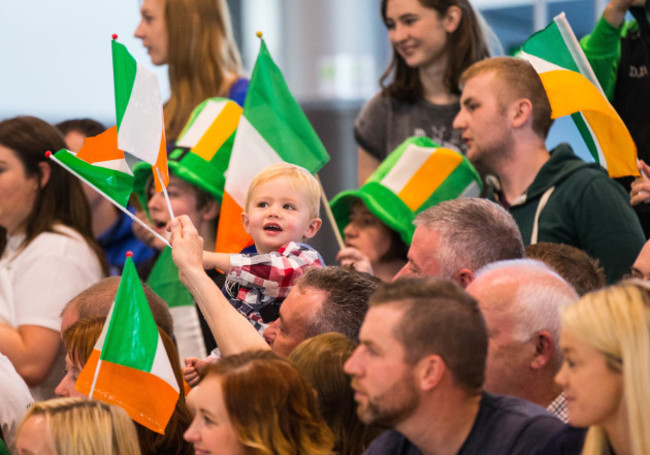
[245,163,321,218]
[561,280,650,455]
[18,398,141,455]
[164,0,243,141]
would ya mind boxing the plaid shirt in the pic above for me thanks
[547,393,568,423]
[226,242,324,332]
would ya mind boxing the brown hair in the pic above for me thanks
[289,333,381,455]
[0,116,107,274]
[61,317,193,455]
[203,350,334,455]
[370,277,487,390]
[526,242,605,296]
[164,0,243,140]
[55,118,105,138]
[460,57,553,138]
[380,0,489,102]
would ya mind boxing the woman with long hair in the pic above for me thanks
[134,0,247,141]
[555,280,650,455]
[185,350,335,454]
[0,116,105,401]
[356,0,491,183]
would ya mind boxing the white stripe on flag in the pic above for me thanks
[518,51,565,74]
[381,144,435,194]
[94,158,133,175]
[150,336,180,392]
[225,116,283,206]
[176,100,230,148]
[459,180,481,198]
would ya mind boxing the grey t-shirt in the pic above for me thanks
[363,392,566,455]
[354,91,465,161]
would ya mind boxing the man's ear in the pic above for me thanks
[531,331,554,370]
[37,161,51,188]
[511,98,534,129]
[240,211,251,234]
[303,217,322,240]
[453,268,475,288]
[415,354,446,391]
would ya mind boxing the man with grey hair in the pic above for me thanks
[466,259,578,422]
[394,198,525,287]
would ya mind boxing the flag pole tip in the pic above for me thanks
[111,33,118,40]
[125,251,134,258]
[45,151,52,158]
[256,31,263,39]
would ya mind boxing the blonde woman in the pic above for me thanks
[16,398,141,455]
[555,280,650,455]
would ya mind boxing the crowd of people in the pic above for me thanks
[2,0,650,454]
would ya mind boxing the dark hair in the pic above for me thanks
[0,116,107,273]
[380,0,490,102]
[298,267,375,340]
[370,277,488,390]
[55,118,105,138]
[460,57,553,138]
[526,242,606,296]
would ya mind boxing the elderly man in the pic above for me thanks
[453,57,644,283]
[467,259,578,422]
[394,198,524,287]
[345,277,564,455]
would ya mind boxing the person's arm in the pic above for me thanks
[0,325,61,386]
[358,147,380,186]
[169,216,270,356]
[202,251,231,271]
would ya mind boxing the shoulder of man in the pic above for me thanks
[362,430,422,455]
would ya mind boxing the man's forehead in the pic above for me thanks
[282,285,326,319]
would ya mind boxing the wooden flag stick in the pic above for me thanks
[315,174,345,250]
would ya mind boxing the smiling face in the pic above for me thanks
[384,0,459,71]
[134,0,168,65]
[343,201,394,268]
[344,304,419,428]
[0,145,41,236]
[241,177,321,254]
[555,331,625,429]
[184,376,246,455]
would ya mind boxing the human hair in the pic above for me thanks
[17,397,141,455]
[562,280,650,455]
[164,0,243,140]
[55,118,105,138]
[289,333,381,455]
[525,242,605,296]
[61,317,193,455]
[203,350,334,454]
[370,277,487,390]
[245,163,321,218]
[474,259,578,367]
[460,57,553,138]
[415,198,524,277]
[62,276,174,338]
[298,267,375,340]
[0,116,107,273]
[379,0,490,101]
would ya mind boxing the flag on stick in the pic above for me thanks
[519,13,638,178]
[215,35,329,253]
[76,253,179,434]
[112,37,169,191]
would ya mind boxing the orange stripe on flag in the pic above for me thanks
[153,132,169,191]
[76,350,178,434]
[192,102,242,162]
[76,126,124,163]
[215,191,253,253]
[539,70,638,177]
[398,148,462,211]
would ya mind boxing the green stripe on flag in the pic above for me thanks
[112,40,138,130]
[244,39,329,174]
[571,112,601,165]
[54,149,133,208]
[101,257,159,371]
[521,21,580,73]
[146,247,195,308]
[417,163,481,210]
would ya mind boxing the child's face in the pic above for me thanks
[241,178,321,254]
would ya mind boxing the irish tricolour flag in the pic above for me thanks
[520,13,638,178]
[76,254,179,434]
[215,37,329,253]
[52,126,133,208]
[112,37,169,191]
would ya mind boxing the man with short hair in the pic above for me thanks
[345,277,564,455]
[466,259,578,422]
[453,56,644,283]
[394,198,524,287]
